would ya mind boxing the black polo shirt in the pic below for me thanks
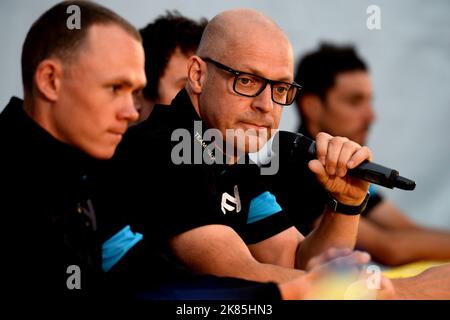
[0,97,102,299]
[106,89,293,248]
[93,89,287,298]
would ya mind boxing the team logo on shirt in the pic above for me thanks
[77,199,97,231]
[221,185,241,214]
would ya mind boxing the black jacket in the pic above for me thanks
[0,97,102,300]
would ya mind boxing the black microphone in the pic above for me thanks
[274,131,416,190]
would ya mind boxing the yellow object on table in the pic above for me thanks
[382,260,450,278]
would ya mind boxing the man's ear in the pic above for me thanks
[298,94,324,124]
[187,55,206,94]
[34,59,62,102]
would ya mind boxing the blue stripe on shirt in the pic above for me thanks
[369,184,377,198]
[102,225,143,272]
[247,191,282,224]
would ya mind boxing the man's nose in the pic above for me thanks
[251,84,274,113]
[365,103,376,123]
[118,94,139,123]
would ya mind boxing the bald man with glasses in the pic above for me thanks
[201,57,302,106]
[96,8,397,298]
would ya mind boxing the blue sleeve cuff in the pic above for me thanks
[247,191,282,224]
[102,225,143,272]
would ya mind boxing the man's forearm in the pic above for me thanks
[296,208,360,269]
[241,260,307,283]
[390,264,450,299]
[387,228,450,265]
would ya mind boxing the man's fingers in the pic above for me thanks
[347,145,372,169]
[308,159,326,178]
[377,276,396,300]
[336,140,359,177]
[314,132,373,174]
[325,247,353,260]
[324,137,349,176]
[347,250,371,265]
[315,132,332,166]
[325,251,371,271]
[306,247,360,270]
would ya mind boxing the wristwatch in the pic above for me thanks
[326,192,370,215]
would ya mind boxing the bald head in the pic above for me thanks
[197,9,292,62]
[186,9,296,156]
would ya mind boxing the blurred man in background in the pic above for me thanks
[272,43,450,266]
[135,11,207,122]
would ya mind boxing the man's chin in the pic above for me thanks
[345,131,368,146]
[83,142,117,160]
[356,133,368,146]
[244,135,269,154]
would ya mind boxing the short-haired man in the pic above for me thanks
[272,43,450,266]
[1,0,145,299]
[136,11,207,122]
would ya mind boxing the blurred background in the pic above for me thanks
[1,0,449,229]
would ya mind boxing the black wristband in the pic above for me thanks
[326,192,370,215]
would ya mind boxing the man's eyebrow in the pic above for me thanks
[347,92,371,98]
[108,77,145,88]
[238,64,292,82]
[343,93,372,103]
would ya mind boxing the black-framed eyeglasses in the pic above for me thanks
[201,57,301,106]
